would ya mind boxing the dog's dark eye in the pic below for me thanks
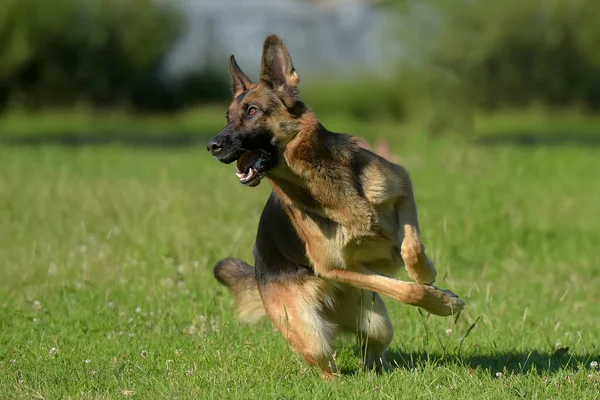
[246,106,258,117]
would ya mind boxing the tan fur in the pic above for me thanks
[260,278,338,379]
[260,277,394,378]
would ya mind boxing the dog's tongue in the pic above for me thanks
[236,150,262,174]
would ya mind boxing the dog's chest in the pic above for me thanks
[339,203,403,274]
[289,201,403,275]
[342,235,401,265]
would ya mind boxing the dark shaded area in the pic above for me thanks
[387,349,594,376]
[0,131,215,149]
[5,130,600,150]
[473,131,600,147]
[129,71,232,113]
[341,348,597,377]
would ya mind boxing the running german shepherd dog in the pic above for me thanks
[207,34,465,379]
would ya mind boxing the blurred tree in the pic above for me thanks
[0,0,185,111]
[392,0,600,112]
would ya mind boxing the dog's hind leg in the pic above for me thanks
[259,278,339,380]
[333,288,394,373]
[356,291,394,373]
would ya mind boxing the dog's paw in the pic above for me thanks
[365,355,394,375]
[420,285,465,316]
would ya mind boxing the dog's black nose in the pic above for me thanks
[207,139,222,155]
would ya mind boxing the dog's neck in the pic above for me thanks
[266,111,373,230]
[266,118,320,210]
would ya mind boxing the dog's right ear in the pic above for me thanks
[229,55,253,97]
[260,34,299,90]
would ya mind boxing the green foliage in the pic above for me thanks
[0,0,182,110]
[4,0,600,120]
[396,0,600,111]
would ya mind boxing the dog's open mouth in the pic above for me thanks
[235,150,268,187]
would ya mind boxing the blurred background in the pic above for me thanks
[1,0,599,139]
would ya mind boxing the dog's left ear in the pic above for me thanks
[260,34,299,90]
[230,55,253,97]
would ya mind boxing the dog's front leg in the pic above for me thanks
[396,190,438,285]
[316,265,464,316]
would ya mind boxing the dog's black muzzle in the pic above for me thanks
[207,128,245,164]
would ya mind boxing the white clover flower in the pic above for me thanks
[210,317,219,333]
[591,361,599,370]
[49,347,58,355]
[495,372,503,378]
[33,301,42,311]
[48,263,57,276]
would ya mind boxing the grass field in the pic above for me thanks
[1,113,599,399]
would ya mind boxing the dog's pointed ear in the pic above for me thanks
[229,55,253,97]
[260,34,299,90]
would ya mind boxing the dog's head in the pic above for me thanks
[207,34,308,187]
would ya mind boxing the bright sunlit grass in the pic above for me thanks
[1,114,599,398]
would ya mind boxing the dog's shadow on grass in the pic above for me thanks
[341,348,600,376]
[341,348,597,377]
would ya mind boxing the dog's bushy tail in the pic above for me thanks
[214,257,266,323]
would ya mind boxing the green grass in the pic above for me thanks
[1,113,599,399]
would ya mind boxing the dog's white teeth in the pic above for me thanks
[236,168,257,182]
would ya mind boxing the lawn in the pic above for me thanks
[1,113,599,399]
